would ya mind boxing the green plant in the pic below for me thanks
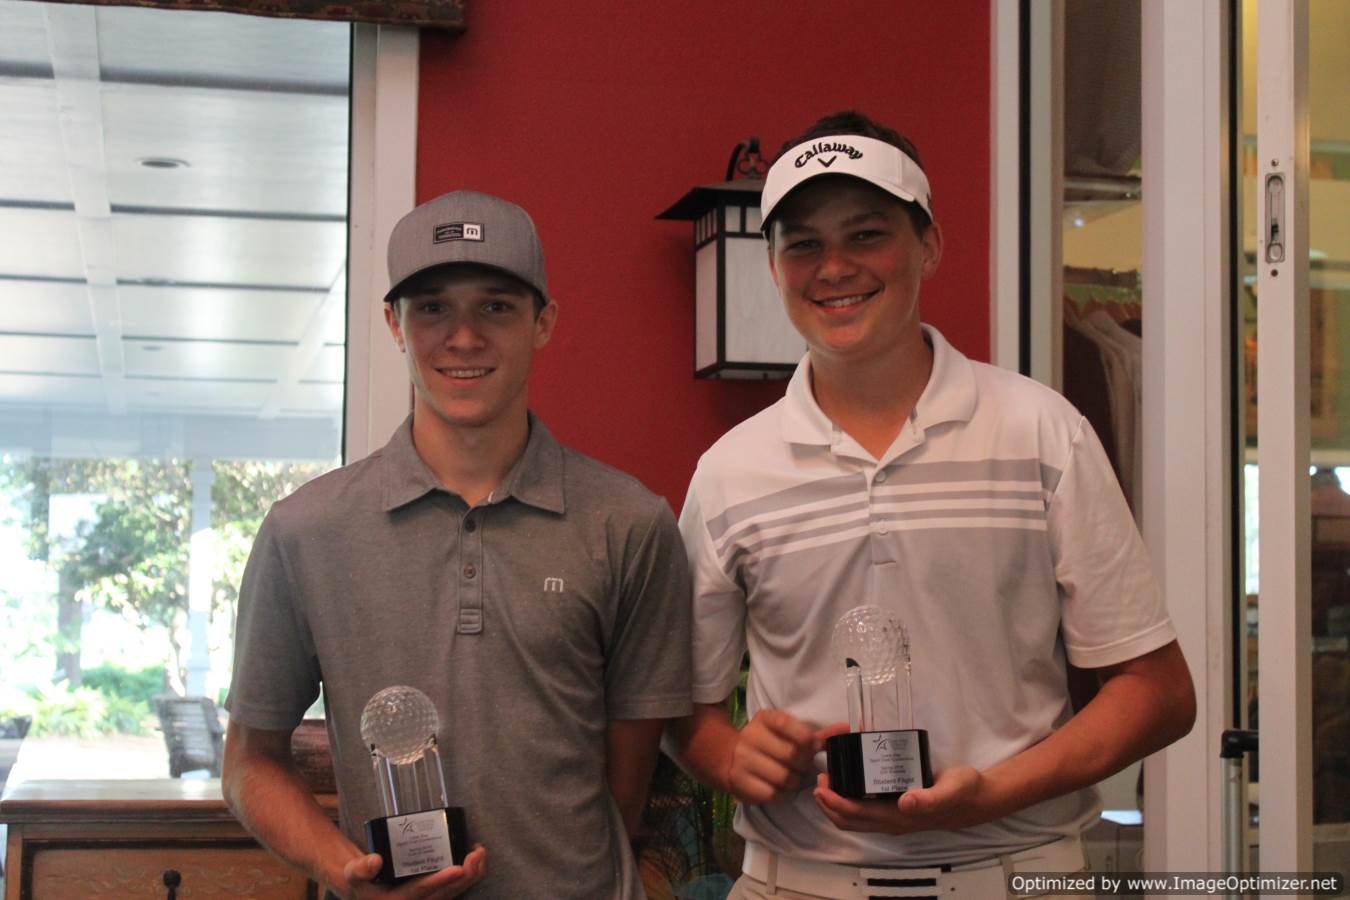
[27,682,153,736]
[29,683,106,738]
[100,694,153,735]
[82,663,165,707]
[639,661,749,897]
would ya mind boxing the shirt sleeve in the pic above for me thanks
[603,497,693,720]
[679,474,749,705]
[224,508,321,731]
[1048,416,1177,668]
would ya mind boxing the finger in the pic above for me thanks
[897,786,935,815]
[742,751,804,792]
[813,773,871,819]
[813,792,854,830]
[461,845,487,881]
[897,767,971,813]
[735,768,795,805]
[814,721,852,745]
[382,846,485,899]
[741,725,807,770]
[745,728,815,777]
[812,780,880,833]
[814,775,913,833]
[344,852,386,885]
[400,862,480,899]
[758,709,818,748]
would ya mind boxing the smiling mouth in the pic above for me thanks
[812,290,877,310]
[440,367,493,379]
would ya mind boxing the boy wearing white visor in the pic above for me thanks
[671,112,1195,898]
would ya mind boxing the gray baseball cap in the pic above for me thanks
[384,189,548,303]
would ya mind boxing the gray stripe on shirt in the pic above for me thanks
[708,458,1063,543]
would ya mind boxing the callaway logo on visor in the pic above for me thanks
[432,222,484,243]
[794,141,864,169]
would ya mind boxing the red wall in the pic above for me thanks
[418,2,990,510]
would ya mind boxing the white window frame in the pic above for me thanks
[1253,0,1313,872]
[345,24,417,462]
[990,0,1236,869]
[1139,0,1234,872]
[989,0,1021,373]
[989,0,1062,385]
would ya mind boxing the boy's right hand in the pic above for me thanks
[727,710,845,805]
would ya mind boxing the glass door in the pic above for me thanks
[0,1,351,784]
[1242,0,1350,874]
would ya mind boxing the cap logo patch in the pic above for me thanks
[433,222,484,243]
[794,141,864,169]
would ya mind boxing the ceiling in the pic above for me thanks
[0,0,350,462]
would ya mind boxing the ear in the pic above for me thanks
[533,300,558,350]
[919,222,944,279]
[383,302,406,352]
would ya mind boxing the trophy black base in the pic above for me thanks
[826,729,933,800]
[366,806,469,884]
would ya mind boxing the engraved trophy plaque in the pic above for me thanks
[361,686,469,883]
[824,605,933,800]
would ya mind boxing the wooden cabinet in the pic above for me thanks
[1,779,337,899]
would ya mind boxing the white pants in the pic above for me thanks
[730,837,1088,900]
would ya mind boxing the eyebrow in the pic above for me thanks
[840,209,890,228]
[777,207,890,237]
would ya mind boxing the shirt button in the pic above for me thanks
[463,563,477,579]
[874,523,889,535]
[464,518,477,533]
[874,470,888,484]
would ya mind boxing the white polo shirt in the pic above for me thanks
[680,324,1175,866]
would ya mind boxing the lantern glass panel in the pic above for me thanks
[721,204,741,234]
[695,241,719,371]
[724,237,805,366]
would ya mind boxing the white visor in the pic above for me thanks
[760,134,932,231]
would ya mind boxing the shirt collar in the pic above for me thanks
[380,412,566,514]
[779,323,976,447]
[494,413,566,513]
[913,324,977,431]
[780,355,836,446]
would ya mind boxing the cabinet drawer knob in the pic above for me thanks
[163,868,182,899]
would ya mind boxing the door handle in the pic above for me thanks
[1264,173,1286,264]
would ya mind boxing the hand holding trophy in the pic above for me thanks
[361,686,470,884]
[824,605,933,800]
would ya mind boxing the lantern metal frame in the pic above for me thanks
[658,179,805,380]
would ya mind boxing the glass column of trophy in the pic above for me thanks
[360,685,469,883]
[824,605,933,799]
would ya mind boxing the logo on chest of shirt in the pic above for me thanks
[543,576,565,593]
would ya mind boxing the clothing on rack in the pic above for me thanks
[1063,269,1142,523]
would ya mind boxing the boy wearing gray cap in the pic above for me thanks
[670,112,1195,897]
[223,190,691,899]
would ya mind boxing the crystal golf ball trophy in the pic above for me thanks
[361,686,468,883]
[824,605,933,799]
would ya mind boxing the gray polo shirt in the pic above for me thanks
[226,414,692,899]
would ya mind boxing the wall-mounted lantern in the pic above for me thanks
[657,138,805,379]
